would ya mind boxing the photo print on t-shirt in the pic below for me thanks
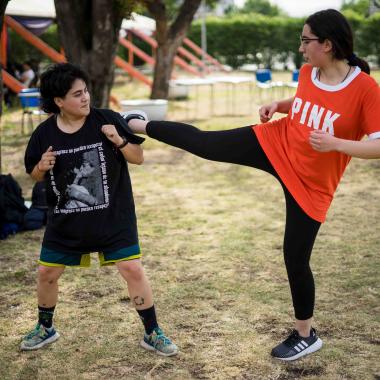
[50,142,110,214]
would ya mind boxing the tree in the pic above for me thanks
[142,0,203,99]
[54,1,210,102]
[54,0,136,108]
[235,0,283,16]
[341,0,370,16]
[0,0,10,173]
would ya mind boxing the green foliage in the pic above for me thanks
[341,0,370,17]
[360,12,380,64]
[235,0,283,16]
[189,14,303,68]
[188,13,379,69]
[135,0,217,21]
[114,0,141,16]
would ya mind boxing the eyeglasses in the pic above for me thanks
[300,36,320,46]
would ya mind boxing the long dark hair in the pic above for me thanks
[40,63,89,114]
[305,9,370,74]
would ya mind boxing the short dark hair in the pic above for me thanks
[39,63,89,114]
[305,9,370,74]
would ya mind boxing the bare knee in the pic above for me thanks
[117,260,144,282]
[38,265,64,284]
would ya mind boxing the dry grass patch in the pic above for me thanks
[0,83,379,379]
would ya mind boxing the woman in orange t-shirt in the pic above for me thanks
[126,9,380,361]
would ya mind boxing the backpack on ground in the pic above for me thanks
[23,181,48,230]
[0,174,28,239]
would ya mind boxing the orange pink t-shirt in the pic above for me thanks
[254,64,380,222]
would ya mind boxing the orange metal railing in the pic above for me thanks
[2,69,25,93]
[130,28,202,77]
[183,37,226,72]
[4,16,152,89]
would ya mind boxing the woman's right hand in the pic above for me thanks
[259,102,278,123]
[37,146,56,172]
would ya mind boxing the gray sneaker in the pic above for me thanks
[140,327,178,356]
[20,323,60,351]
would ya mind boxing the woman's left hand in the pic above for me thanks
[309,130,339,152]
[101,124,123,146]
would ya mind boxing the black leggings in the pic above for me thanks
[147,121,321,320]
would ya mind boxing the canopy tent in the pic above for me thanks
[5,0,55,38]
[121,12,156,36]
[5,0,56,19]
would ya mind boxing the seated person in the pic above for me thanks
[20,61,36,88]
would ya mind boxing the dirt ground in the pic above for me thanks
[0,72,379,379]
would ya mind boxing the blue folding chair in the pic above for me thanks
[255,69,273,87]
[18,88,44,134]
[292,69,299,82]
[255,69,284,101]
[285,69,299,94]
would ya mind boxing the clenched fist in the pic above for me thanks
[101,124,123,147]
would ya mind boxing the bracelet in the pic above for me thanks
[116,136,128,149]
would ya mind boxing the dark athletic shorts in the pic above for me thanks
[39,244,141,267]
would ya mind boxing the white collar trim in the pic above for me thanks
[311,66,361,92]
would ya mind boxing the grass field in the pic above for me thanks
[0,71,379,380]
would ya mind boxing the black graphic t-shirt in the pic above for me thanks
[24,108,145,254]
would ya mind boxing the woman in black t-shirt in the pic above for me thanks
[21,63,178,357]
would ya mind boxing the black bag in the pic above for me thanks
[23,208,46,230]
[23,181,48,231]
[0,174,28,227]
[31,181,48,209]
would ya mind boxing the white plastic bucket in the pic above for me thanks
[168,84,189,99]
[120,99,168,121]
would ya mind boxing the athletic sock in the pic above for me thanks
[137,305,159,335]
[38,305,55,328]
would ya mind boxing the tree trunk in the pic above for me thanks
[54,0,124,108]
[145,0,202,99]
[0,0,10,174]
[151,40,178,99]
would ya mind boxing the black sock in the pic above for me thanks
[38,305,55,328]
[137,305,159,335]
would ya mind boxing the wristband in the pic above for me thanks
[116,136,128,149]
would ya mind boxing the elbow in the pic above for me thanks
[130,152,144,165]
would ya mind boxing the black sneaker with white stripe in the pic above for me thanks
[271,328,323,361]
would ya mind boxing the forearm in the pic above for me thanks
[336,138,380,159]
[275,97,294,114]
[119,143,144,164]
[30,164,48,182]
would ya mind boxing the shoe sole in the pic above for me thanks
[140,340,178,357]
[273,338,323,361]
[20,332,60,351]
